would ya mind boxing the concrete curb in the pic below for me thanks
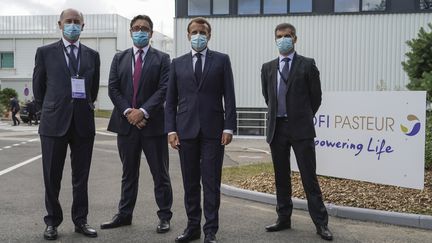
[221,184,432,230]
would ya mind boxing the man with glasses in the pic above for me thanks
[101,15,173,234]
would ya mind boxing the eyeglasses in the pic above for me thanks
[131,26,151,32]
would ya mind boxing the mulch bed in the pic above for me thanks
[228,170,432,215]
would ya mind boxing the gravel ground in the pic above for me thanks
[225,170,432,215]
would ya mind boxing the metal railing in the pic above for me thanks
[236,110,267,136]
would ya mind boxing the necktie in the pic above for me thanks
[277,57,290,117]
[194,53,202,85]
[132,49,143,108]
[68,45,78,76]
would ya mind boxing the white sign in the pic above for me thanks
[291,91,426,189]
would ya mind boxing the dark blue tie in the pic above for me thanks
[277,57,290,117]
[68,45,78,76]
[194,53,202,85]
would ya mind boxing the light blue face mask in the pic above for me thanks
[63,23,82,41]
[191,34,208,52]
[132,31,150,48]
[276,37,294,54]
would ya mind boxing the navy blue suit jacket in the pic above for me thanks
[165,49,237,140]
[32,40,100,138]
[107,47,170,136]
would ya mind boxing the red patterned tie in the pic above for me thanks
[132,49,143,108]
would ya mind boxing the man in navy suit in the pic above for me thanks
[165,17,237,243]
[32,8,99,240]
[101,15,173,234]
[261,23,333,241]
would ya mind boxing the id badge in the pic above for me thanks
[71,76,86,99]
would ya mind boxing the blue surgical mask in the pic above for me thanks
[132,31,150,48]
[63,24,82,41]
[276,37,294,54]
[191,34,208,52]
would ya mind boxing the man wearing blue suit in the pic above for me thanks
[165,17,237,243]
[32,9,99,240]
[101,14,173,233]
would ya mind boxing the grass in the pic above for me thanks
[95,109,112,118]
[222,162,273,184]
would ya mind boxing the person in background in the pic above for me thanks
[10,96,20,126]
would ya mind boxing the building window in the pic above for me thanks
[335,0,359,12]
[420,0,432,10]
[290,0,312,13]
[0,52,14,68]
[188,0,210,16]
[362,0,386,11]
[213,0,229,14]
[264,0,287,14]
[238,0,260,15]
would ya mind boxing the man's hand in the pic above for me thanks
[135,119,147,129]
[127,108,144,125]
[221,132,233,146]
[168,133,180,150]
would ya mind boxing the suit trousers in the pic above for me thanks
[12,111,19,125]
[41,119,94,227]
[269,118,328,226]
[117,128,173,220]
[178,135,224,235]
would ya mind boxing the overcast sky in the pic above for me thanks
[0,0,175,37]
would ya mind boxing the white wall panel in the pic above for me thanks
[175,13,432,108]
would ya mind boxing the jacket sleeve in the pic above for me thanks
[32,47,46,111]
[141,53,170,117]
[307,59,322,115]
[164,59,178,133]
[91,52,100,103]
[223,54,237,131]
[261,63,269,106]
[108,54,130,113]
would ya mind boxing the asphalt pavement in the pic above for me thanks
[0,118,432,242]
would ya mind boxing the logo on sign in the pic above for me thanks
[400,115,421,136]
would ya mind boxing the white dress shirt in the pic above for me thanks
[62,38,80,67]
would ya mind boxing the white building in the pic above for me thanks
[174,0,432,135]
[0,14,173,110]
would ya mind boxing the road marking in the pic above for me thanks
[248,147,271,155]
[96,131,116,137]
[20,142,26,144]
[13,144,20,146]
[4,146,11,149]
[238,155,263,159]
[0,154,42,176]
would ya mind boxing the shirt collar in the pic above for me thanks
[133,44,150,56]
[279,51,295,63]
[191,48,208,58]
[62,37,80,48]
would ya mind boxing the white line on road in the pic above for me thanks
[248,147,271,155]
[4,146,11,149]
[13,144,20,146]
[0,154,42,176]
[20,142,26,144]
[96,131,116,137]
[238,155,263,159]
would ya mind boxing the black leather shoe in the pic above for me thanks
[175,228,201,242]
[156,219,170,233]
[100,214,132,229]
[265,219,291,232]
[43,226,57,240]
[75,224,97,238]
[316,225,333,241]
[204,233,217,243]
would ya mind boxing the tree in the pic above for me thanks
[402,23,432,102]
[0,88,18,113]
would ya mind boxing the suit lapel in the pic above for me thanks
[286,52,301,92]
[270,58,278,97]
[56,40,70,76]
[78,45,87,76]
[199,49,214,90]
[125,48,134,91]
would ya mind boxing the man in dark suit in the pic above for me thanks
[9,96,20,126]
[261,23,333,241]
[32,8,99,240]
[165,17,236,243]
[101,15,173,234]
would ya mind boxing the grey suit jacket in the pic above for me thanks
[261,52,322,143]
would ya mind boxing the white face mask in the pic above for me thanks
[191,34,208,52]
[276,37,294,54]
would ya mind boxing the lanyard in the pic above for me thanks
[63,44,81,77]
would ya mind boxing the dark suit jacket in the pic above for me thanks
[165,49,237,140]
[32,40,100,138]
[261,53,322,143]
[107,47,169,136]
